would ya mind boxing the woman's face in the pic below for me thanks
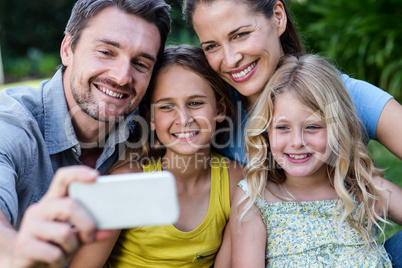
[192,0,286,104]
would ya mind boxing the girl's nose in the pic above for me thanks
[175,107,194,126]
[290,130,305,148]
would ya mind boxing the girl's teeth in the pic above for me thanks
[99,86,124,99]
[288,154,309,160]
[175,132,197,138]
[232,62,256,78]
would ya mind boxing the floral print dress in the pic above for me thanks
[238,179,392,267]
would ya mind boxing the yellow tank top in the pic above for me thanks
[107,152,230,268]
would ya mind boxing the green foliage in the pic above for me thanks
[4,51,59,81]
[0,0,74,82]
[290,0,402,102]
[165,0,199,46]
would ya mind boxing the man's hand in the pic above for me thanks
[10,166,100,268]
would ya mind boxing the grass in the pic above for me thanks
[0,78,47,91]
[0,79,401,241]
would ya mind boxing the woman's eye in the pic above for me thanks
[234,32,250,39]
[204,44,217,52]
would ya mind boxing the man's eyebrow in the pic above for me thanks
[200,25,251,46]
[97,38,157,62]
[98,38,121,48]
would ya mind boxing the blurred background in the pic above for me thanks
[0,0,401,102]
[0,0,401,239]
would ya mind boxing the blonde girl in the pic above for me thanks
[228,55,402,267]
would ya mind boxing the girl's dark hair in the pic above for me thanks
[182,0,304,56]
[130,44,235,160]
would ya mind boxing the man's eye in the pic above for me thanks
[133,62,150,72]
[99,50,112,56]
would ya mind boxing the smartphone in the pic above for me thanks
[68,171,179,230]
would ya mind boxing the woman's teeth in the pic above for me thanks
[99,86,124,99]
[174,131,198,138]
[231,62,256,78]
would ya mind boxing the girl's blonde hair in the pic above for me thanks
[242,54,388,246]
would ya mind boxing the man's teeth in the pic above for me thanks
[288,154,310,160]
[99,86,124,99]
[174,131,198,138]
[231,62,256,78]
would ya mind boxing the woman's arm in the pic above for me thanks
[376,99,402,159]
[230,187,266,268]
[374,176,402,225]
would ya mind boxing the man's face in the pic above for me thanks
[61,7,161,123]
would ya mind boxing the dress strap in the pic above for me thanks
[237,179,266,213]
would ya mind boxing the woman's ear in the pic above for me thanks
[215,98,227,123]
[60,33,73,67]
[273,1,287,37]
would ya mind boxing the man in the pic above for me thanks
[0,0,170,266]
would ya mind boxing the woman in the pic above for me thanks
[182,0,402,265]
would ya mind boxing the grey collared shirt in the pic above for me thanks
[0,69,130,228]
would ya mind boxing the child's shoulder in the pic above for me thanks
[110,161,143,175]
[216,155,244,203]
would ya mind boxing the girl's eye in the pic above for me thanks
[159,104,173,110]
[276,125,288,130]
[188,101,203,107]
[306,125,321,130]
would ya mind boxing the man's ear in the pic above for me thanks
[215,98,227,123]
[273,1,287,37]
[60,33,73,67]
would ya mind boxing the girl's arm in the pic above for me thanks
[374,176,402,225]
[376,99,402,159]
[69,230,120,268]
[230,187,266,268]
[214,223,231,268]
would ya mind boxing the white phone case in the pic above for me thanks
[68,171,179,229]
